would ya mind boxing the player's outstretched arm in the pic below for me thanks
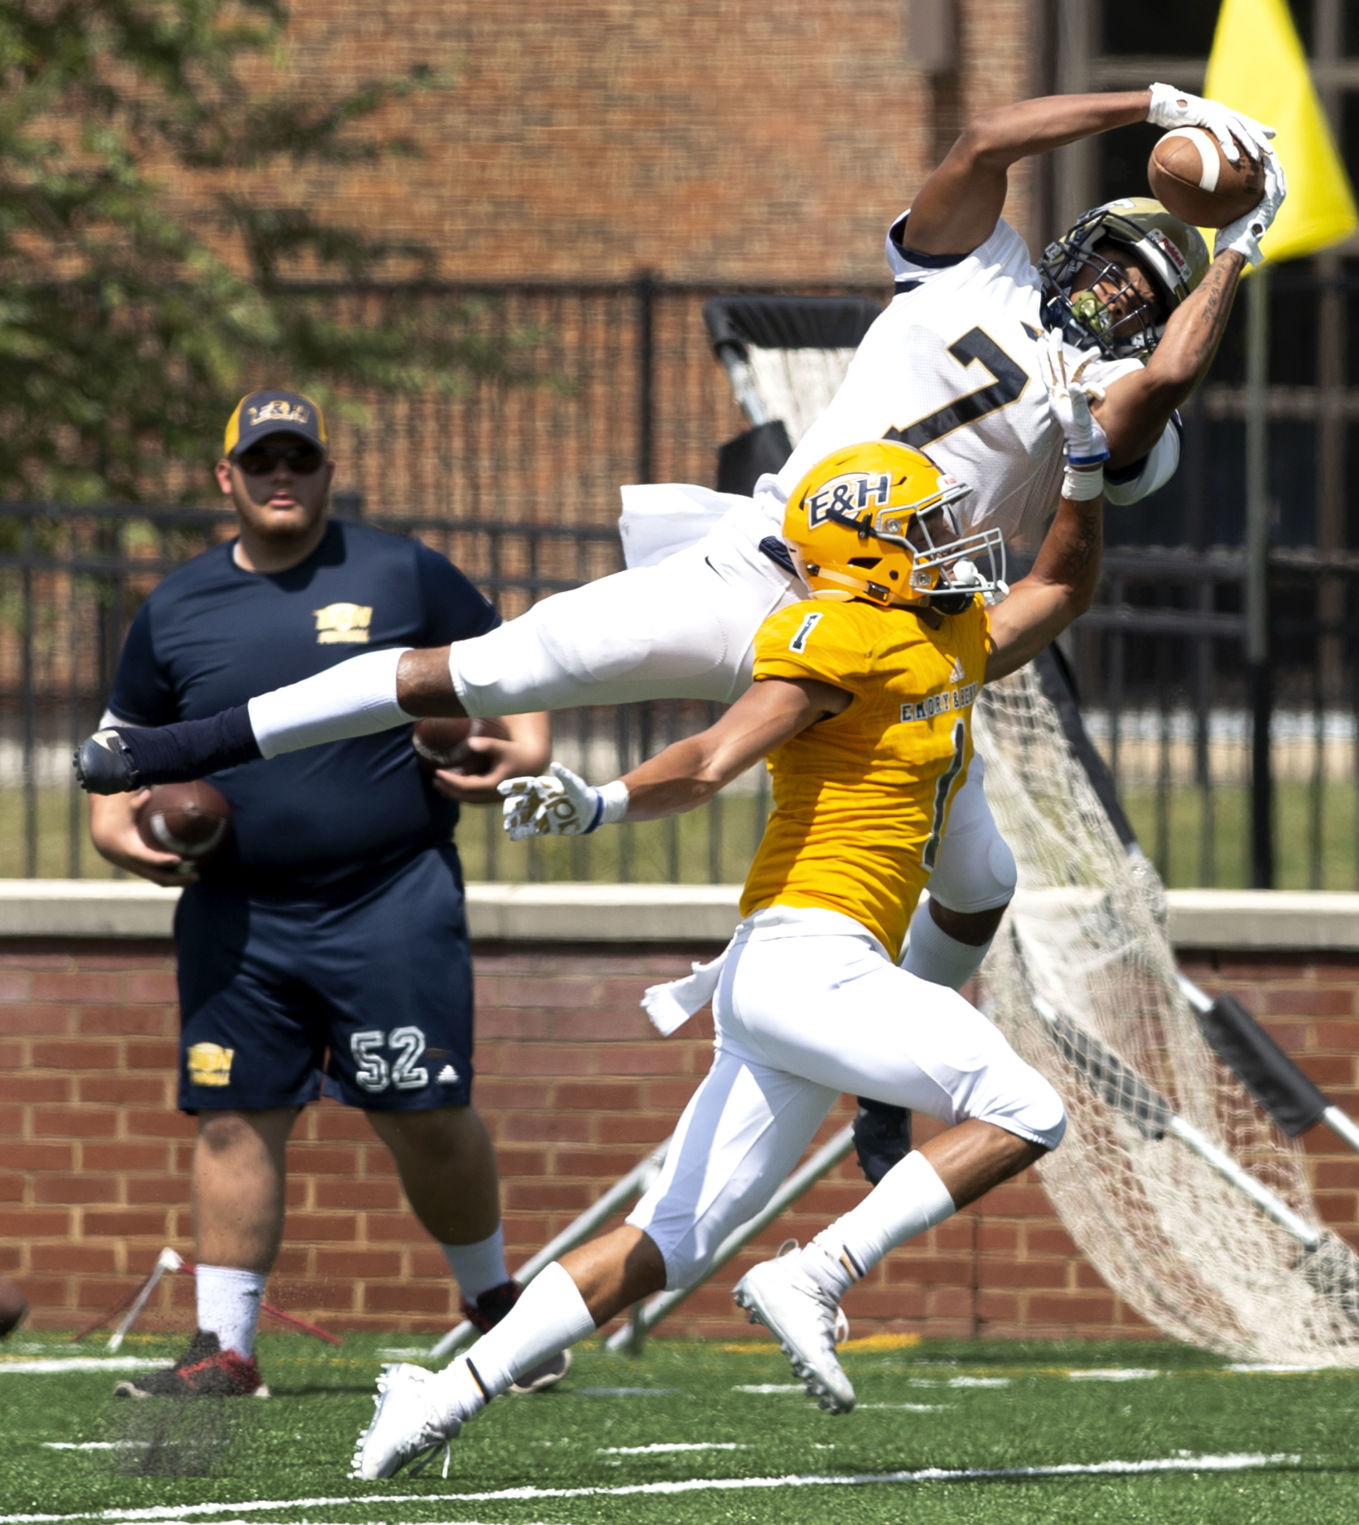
[499,677,847,839]
[905,91,1151,259]
[905,82,1275,266]
[1097,149,1285,468]
[986,336,1107,681]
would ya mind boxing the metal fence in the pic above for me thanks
[2,279,1356,890]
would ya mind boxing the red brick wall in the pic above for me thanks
[3,936,1357,1344]
[149,1,1040,285]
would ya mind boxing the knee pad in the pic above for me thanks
[975,1062,1067,1153]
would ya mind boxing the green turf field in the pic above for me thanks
[3,1330,1357,1524]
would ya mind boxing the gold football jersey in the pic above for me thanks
[739,596,990,959]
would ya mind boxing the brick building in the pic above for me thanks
[162,2,1036,288]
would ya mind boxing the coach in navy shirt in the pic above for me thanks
[88,389,561,1399]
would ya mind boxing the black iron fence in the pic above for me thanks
[4,497,1356,891]
[1,278,1356,889]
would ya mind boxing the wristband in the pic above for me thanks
[587,778,631,831]
[1062,465,1105,501]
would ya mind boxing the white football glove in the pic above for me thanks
[1214,148,1287,267]
[498,760,628,840]
[1040,330,1108,465]
[1147,82,1275,162]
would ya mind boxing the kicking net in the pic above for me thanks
[974,657,1359,1365]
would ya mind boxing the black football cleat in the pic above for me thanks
[113,1329,269,1398]
[851,1100,913,1185]
[74,729,142,794]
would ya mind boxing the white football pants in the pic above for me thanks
[625,909,1066,1289]
[449,486,1017,914]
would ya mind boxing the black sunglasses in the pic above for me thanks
[235,443,326,475]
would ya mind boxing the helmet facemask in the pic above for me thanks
[1050,245,1166,358]
[783,442,1007,615]
[904,500,1008,615]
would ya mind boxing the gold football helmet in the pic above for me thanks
[782,440,1005,614]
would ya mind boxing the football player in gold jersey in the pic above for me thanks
[349,338,1106,1479]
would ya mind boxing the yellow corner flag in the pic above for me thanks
[1204,0,1357,262]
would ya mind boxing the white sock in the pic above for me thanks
[444,1262,594,1402]
[429,1353,492,1429]
[809,1151,957,1291]
[900,901,993,990]
[246,647,415,759]
[441,1228,509,1305]
[195,1264,267,1359]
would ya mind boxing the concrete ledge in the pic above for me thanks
[1164,889,1359,953]
[0,879,183,939]
[463,882,742,943]
[0,880,1356,952]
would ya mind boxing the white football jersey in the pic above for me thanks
[759,215,1148,545]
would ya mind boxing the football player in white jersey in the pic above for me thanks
[76,84,1284,1176]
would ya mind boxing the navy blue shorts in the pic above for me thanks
[174,845,474,1114]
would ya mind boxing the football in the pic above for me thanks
[412,715,512,774]
[1147,128,1265,229]
[135,780,232,861]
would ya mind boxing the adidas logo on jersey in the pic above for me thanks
[436,1064,460,1085]
[949,657,966,682]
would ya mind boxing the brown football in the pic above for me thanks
[412,716,512,774]
[135,780,232,860]
[1147,128,1265,229]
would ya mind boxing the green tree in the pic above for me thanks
[0,0,513,501]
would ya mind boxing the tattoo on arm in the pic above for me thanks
[1181,260,1239,367]
[1059,503,1102,588]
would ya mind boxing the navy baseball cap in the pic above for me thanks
[223,390,328,460]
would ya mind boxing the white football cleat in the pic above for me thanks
[350,1363,459,1480]
[733,1253,856,1415]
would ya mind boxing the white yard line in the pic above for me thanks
[0,1452,1301,1524]
[41,1445,148,1453]
[0,1359,157,1375]
[597,1442,745,1454]
[856,1402,946,1411]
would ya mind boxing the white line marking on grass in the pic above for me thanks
[0,1453,1300,1523]
[0,1359,157,1374]
[598,1443,745,1455]
[571,1387,680,1397]
[1067,1369,1163,1381]
[947,1377,1010,1388]
[1228,1363,1332,1374]
[733,1383,804,1394]
[42,1444,148,1452]
[857,1403,946,1411]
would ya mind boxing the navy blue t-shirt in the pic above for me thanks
[107,520,499,893]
